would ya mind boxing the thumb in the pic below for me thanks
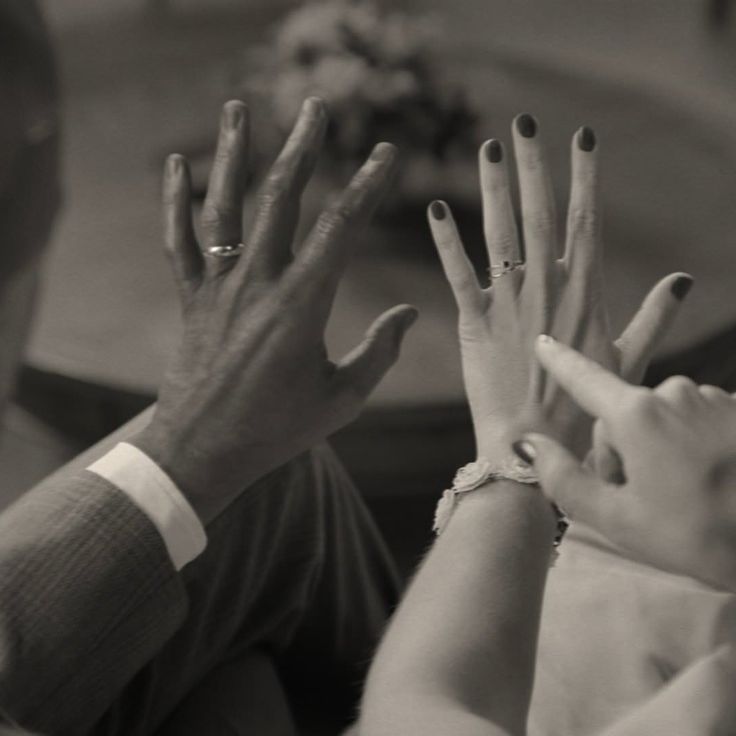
[615,272,693,382]
[335,304,418,402]
[517,432,612,528]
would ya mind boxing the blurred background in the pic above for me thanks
[3,0,736,570]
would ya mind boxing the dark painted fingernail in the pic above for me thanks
[512,440,537,465]
[223,101,245,130]
[484,139,503,163]
[671,275,693,300]
[430,200,446,220]
[578,126,596,152]
[370,142,396,162]
[516,113,537,138]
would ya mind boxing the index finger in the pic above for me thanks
[535,335,636,420]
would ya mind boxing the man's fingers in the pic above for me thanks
[479,139,521,270]
[244,97,327,278]
[290,142,398,304]
[428,200,484,315]
[163,153,202,297]
[201,100,250,254]
[535,335,637,420]
[520,432,616,529]
[335,305,418,403]
[615,272,693,382]
[512,113,557,293]
[563,126,600,285]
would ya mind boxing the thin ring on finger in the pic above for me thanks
[203,241,246,276]
[204,243,246,259]
[489,260,524,279]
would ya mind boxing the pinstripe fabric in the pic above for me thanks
[0,471,187,735]
[0,447,399,736]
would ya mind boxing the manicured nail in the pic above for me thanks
[166,154,183,176]
[516,113,537,138]
[370,142,396,162]
[671,275,693,300]
[484,139,503,163]
[401,308,419,329]
[512,440,537,465]
[304,96,325,117]
[430,200,447,220]
[223,101,245,130]
[577,126,596,152]
[393,308,418,347]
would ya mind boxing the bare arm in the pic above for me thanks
[360,482,555,736]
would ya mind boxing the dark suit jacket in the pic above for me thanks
[0,470,187,735]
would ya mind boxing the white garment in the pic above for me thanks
[87,442,206,571]
[529,525,736,735]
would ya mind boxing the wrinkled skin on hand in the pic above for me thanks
[132,99,417,524]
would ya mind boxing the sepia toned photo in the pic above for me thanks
[1,2,735,734]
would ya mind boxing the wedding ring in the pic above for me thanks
[204,243,245,258]
[489,260,524,278]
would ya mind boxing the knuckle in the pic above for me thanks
[521,149,546,171]
[257,178,290,211]
[620,388,659,422]
[320,204,351,233]
[568,206,599,239]
[655,375,698,402]
[201,202,239,228]
[659,375,695,391]
[525,208,556,235]
[213,147,235,168]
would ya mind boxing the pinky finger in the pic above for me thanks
[428,200,485,315]
[334,305,418,406]
[163,154,202,298]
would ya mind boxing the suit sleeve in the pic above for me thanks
[0,470,189,735]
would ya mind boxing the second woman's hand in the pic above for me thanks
[522,336,736,592]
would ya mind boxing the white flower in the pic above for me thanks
[432,489,457,535]
[453,458,493,492]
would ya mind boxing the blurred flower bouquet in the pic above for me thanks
[235,0,482,258]
[265,0,477,165]
[245,0,476,174]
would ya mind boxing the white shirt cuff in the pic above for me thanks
[87,442,207,570]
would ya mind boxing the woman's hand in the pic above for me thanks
[522,336,736,592]
[131,98,417,524]
[428,115,691,465]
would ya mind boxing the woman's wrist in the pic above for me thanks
[443,477,558,547]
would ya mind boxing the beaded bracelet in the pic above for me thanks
[433,457,569,561]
